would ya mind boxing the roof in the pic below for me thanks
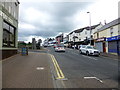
[68,23,101,35]
[74,28,84,33]
[98,18,120,31]
[56,34,63,38]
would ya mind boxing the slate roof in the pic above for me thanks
[98,18,120,31]
[68,23,100,35]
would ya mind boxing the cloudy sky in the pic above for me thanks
[18,0,119,43]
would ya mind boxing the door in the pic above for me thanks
[103,42,106,52]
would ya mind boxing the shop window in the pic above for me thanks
[3,21,9,30]
[3,30,9,46]
[3,21,15,47]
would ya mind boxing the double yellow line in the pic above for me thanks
[50,54,65,79]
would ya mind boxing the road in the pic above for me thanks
[2,47,118,89]
[47,47,118,88]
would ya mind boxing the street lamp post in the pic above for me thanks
[87,12,92,45]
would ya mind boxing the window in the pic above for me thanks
[110,27,113,36]
[97,33,99,38]
[14,12,16,18]
[3,30,9,46]
[3,21,16,47]
[15,2,18,6]
[85,31,87,35]
[9,6,11,13]
[3,21,9,30]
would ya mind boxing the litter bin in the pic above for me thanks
[21,47,28,55]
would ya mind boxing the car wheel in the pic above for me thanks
[79,50,82,54]
[96,54,100,57]
[86,51,89,56]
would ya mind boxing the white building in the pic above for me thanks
[0,1,20,59]
[68,23,102,46]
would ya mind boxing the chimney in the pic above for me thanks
[104,20,107,25]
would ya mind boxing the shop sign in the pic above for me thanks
[106,35,120,41]
[0,10,13,24]
[95,37,106,42]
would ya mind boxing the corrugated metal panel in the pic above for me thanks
[95,42,103,52]
[118,40,120,55]
[108,41,117,53]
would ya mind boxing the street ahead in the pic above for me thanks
[47,47,118,88]
[2,47,118,89]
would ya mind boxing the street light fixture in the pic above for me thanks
[87,12,92,45]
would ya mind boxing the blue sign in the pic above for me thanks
[21,47,28,55]
[106,35,120,41]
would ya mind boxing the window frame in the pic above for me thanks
[2,21,16,48]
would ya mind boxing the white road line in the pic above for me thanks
[84,77,96,79]
[84,77,103,83]
[36,67,45,70]
[95,77,103,83]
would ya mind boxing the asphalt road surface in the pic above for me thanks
[47,47,118,88]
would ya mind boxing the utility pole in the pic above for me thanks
[87,12,92,45]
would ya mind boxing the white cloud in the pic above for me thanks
[23,7,52,26]
[71,0,119,30]
[19,22,36,30]
[18,35,44,43]
[18,0,119,42]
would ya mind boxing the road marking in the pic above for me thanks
[49,54,65,80]
[84,77,96,79]
[84,77,103,83]
[36,67,45,70]
[82,55,98,60]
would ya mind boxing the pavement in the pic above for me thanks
[100,52,120,60]
[2,52,54,88]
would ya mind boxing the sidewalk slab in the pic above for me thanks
[2,52,54,88]
[100,52,119,60]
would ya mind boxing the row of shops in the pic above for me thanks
[67,35,120,55]
[95,35,120,55]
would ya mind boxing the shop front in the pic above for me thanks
[94,37,106,52]
[106,35,120,55]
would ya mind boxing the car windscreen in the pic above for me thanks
[86,46,93,49]
[56,44,64,47]
[81,45,86,48]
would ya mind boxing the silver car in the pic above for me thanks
[54,44,65,52]
[79,45,100,56]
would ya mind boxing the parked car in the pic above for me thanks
[54,44,65,52]
[43,44,48,47]
[53,44,57,48]
[48,44,54,47]
[79,45,100,56]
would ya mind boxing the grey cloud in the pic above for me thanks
[18,2,93,40]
